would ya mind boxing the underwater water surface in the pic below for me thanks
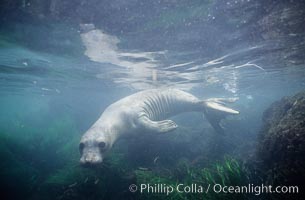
[0,0,305,200]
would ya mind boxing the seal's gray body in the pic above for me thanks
[79,89,239,167]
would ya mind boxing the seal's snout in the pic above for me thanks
[79,145,103,167]
[79,138,108,168]
[80,153,103,167]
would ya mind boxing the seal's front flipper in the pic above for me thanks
[156,119,178,133]
[202,99,239,134]
[138,116,178,133]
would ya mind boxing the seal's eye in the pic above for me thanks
[79,142,85,153]
[98,141,106,150]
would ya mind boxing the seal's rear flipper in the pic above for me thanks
[202,98,239,134]
[138,116,178,133]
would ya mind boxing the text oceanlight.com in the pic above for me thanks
[128,183,299,196]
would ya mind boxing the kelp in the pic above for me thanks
[135,156,251,200]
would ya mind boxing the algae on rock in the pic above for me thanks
[257,91,305,198]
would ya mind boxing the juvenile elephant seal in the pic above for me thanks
[79,89,239,167]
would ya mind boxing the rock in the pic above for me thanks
[257,91,305,198]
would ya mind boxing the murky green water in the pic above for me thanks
[0,0,304,199]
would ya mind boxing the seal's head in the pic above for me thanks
[79,131,111,167]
